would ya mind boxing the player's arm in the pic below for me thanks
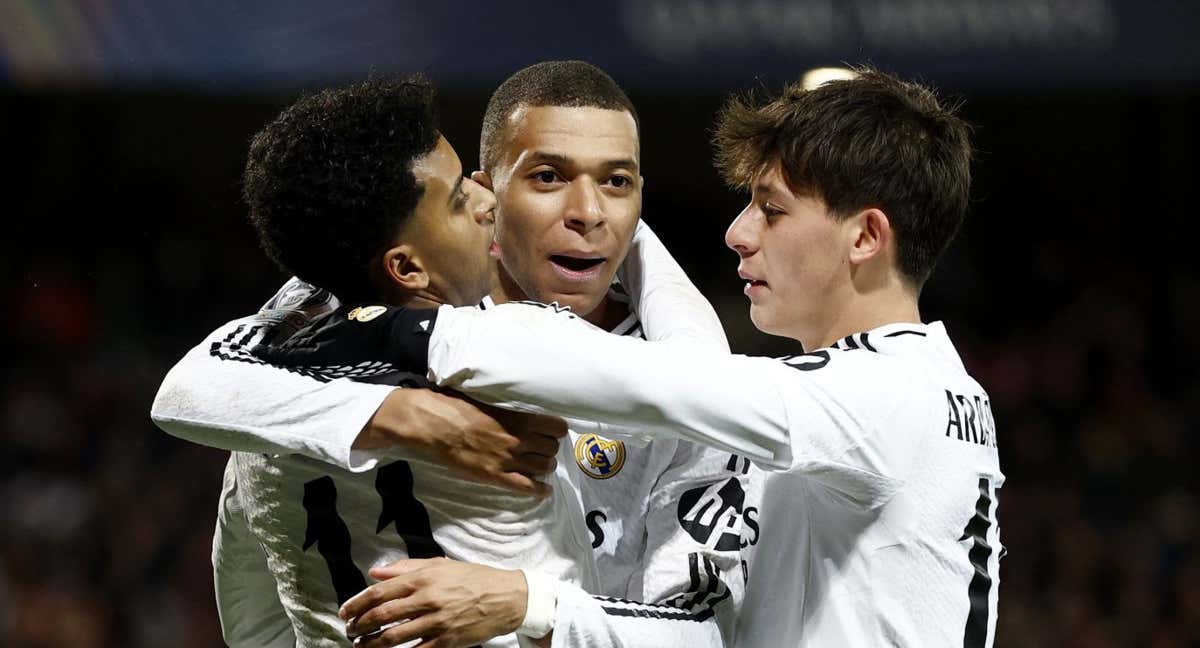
[427,302,794,467]
[428,303,918,509]
[340,560,726,648]
[151,306,564,492]
[150,317,397,471]
[618,221,729,351]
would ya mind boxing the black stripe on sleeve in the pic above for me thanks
[841,335,860,350]
[884,330,926,338]
[860,332,878,352]
[600,605,715,623]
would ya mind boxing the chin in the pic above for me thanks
[749,306,788,338]
[533,290,597,316]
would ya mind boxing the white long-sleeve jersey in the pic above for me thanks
[151,223,754,647]
[154,278,599,647]
[427,304,1005,648]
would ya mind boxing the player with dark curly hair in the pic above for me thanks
[243,75,495,307]
[153,76,590,648]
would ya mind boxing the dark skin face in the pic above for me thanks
[376,135,497,308]
[476,105,642,329]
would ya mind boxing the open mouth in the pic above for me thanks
[550,255,605,272]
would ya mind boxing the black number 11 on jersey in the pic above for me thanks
[301,461,444,605]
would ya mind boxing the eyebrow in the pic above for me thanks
[526,151,639,173]
[447,175,465,207]
[752,183,778,198]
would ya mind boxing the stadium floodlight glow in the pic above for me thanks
[801,67,859,90]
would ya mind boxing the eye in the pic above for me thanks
[762,203,785,220]
[532,170,560,184]
[608,175,632,189]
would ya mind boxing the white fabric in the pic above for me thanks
[151,223,751,648]
[616,220,729,352]
[518,570,561,638]
[428,305,1005,648]
[212,461,297,648]
[152,319,394,474]
[152,284,596,648]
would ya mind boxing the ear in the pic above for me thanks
[380,244,429,292]
[470,170,493,191]
[847,208,891,266]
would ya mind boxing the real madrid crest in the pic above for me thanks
[347,305,387,322]
[573,433,626,479]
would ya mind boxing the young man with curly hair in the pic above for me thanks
[153,76,596,647]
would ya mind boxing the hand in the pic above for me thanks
[359,388,567,497]
[342,558,527,648]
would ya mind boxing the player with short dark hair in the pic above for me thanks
[315,68,1002,647]
[479,59,639,174]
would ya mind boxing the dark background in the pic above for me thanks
[2,1,1199,646]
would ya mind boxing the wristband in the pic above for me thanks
[516,570,561,638]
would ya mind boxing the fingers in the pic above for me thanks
[366,557,440,581]
[339,574,419,621]
[487,406,568,440]
[515,412,568,439]
[493,472,553,498]
[514,433,560,459]
[354,614,444,648]
[346,595,432,638]
[512,452,557,476]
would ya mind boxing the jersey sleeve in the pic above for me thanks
[150,317,396,472]
[548,582,727,648]
[617,221,729,352]
[212,459,298,648]
[429,303,918,509]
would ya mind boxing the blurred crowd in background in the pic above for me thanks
[3,2,1198,646]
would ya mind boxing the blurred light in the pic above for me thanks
[800,67,859,90]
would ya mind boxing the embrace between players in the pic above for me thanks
[152,60,1002,648]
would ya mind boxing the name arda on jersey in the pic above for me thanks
[944,389,997,448]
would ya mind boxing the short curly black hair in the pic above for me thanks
[479,60,638,172]
[243,76,440,301]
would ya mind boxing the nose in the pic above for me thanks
[725,203,758,258]
[467,178,496,225]
[564,178,605,236]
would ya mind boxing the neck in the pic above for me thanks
[489,265,525,305]
[378,282,448,311]
[804,283,921,351]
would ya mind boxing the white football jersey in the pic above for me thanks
[153,223,754,648]
[154,280,597,647]
[428,304,1005,648]
[230,448,594,647]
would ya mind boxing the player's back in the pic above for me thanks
[232,449,595,647]
[737,322,1004,648]
[208,279,597,646]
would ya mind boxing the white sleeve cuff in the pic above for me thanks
[318,380,397,472]
[517,570,561,638]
